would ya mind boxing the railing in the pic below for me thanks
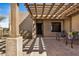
[0,38,6,55]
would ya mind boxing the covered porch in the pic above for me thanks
[0,3,79,56]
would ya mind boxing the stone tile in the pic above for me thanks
[44,37,79,56]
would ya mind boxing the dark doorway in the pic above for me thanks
[36,23,43,36]
[51,22,61,32]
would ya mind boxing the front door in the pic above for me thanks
[36,23,43,36]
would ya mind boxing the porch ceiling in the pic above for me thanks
[24,3,79,20]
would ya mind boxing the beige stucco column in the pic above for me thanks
[32,19,36,40]
[0,27,3,38]
[6,3,23,56]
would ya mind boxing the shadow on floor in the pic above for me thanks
[23,35,45,54]
[39,35,44,54]
[23,39,32,48]
[0,41,6,54]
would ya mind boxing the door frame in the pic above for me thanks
[36,22,44,36]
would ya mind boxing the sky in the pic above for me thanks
[0,3,27,28]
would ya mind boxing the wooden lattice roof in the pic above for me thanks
[25,3,79,19]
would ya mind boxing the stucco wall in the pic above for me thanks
[19,14,33,32]
[72,14,79,32]
[19,12,29,25]
[64,17,71,32]
[43,20,63,37]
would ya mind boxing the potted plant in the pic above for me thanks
[68,32,78,39]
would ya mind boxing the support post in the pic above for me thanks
[32,19,36,40]
[6,3,23,56]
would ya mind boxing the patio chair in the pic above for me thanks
[65,34,74,48]
[65,32,79,48]
[56,31,67,40]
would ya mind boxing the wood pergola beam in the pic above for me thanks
[25,3,34,18]
[58,4,78,19]
[29,4,69,8]
[44,3,55,18]
[66,8,79,16]
[53,3,73,19]
[40,3,45,19]
[66,5,79,16]
[34,3,37,18]
[49,3,64,19]
[61,9,78,19]
[25,3,78,20]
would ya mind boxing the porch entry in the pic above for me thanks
[36,23,43,36]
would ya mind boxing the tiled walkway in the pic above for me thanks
[44,37,79,56]
[23,36,47,56]
[1,36,79,56]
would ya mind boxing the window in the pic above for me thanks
[51,22,61,32]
